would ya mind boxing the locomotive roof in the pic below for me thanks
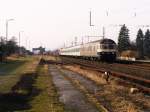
[87,38,116,44]
[99,38,116,44]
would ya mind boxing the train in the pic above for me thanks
[60,38,117,61]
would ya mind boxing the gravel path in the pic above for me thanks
[49,65,99,112]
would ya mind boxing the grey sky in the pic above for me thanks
[0,0,150,50]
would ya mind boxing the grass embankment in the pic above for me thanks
[0,56,39,93]
[0,56,40,111]
[28,64,65,112]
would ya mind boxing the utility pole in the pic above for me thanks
[19,31,23,55]
[6,19,14,41]
[19,32,21,55]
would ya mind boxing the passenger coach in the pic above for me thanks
[60,45,81,56]
[60,38,117,61]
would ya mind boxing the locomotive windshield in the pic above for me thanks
[100,39,116,49]
[101,44,115,49]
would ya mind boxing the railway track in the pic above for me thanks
[115,61,150,71]
[60,57,150,94]
[105,63,150,79]
[61,56,150,78]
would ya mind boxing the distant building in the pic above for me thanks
[32,46,45,55]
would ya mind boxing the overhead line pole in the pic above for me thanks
[103,26,105,39]
[89,10,94,26]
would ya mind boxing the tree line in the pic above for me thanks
[0,36,27,62]
[118,24,150,59]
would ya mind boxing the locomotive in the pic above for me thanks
[60,38,117,61]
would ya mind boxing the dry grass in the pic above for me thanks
[63,65,150,112]
[127,104,138,112]
[64,65,106,85]
[43,55,61,62]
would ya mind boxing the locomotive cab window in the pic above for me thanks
[108,45,114,49]
[102,45,108,49]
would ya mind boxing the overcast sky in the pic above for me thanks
[0,0,150,50]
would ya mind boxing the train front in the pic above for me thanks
[97,39,117,61]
